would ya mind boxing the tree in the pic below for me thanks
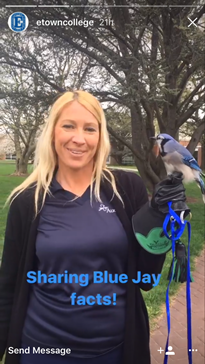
[0,60,51,174]
[0,133,15,159]
[0,33,95,174]
[105,107,132,165]
[0,0,204,189]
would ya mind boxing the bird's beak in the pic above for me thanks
[150,136,156,140]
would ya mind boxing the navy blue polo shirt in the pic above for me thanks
[22,174,129,358]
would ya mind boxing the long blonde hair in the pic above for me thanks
[4,90,123,218]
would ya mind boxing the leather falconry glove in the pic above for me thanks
[150,171,190,217]
[132,172,190,255]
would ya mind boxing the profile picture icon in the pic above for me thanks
[8,12,29,32]
[165,345,175,355]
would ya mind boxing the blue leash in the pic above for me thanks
[162,202,192,363]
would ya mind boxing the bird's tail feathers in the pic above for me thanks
[200,171,205,179]
[195,177,205,204]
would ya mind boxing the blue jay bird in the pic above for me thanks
[151,133,205,203]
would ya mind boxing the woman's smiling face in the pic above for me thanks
[54,101,100,172]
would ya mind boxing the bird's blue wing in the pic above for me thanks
[164,140,201,172]
[182,156,201,171]
[165,140,193,157]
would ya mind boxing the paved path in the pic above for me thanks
[108,166,138,172]
[150,251,204,364]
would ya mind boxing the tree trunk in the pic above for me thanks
[13,156,29,175]
[130,103,160,192]
[19,157,28,174]
[150,152,167,180]
[201,136,205,170]
[115,155,123,165]
[186,122,205,155]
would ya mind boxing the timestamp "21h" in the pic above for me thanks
[99,18,114,26]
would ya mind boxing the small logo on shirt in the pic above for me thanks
[98,204,115,213]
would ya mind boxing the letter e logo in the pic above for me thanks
[8,12,29,32]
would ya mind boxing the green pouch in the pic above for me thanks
[132,202,172,255]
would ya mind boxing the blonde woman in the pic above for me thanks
[0,90,188,364]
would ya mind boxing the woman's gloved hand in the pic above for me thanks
[150,171,190,216]
[132,172,191,255]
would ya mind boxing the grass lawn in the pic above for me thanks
[0,160,204,361]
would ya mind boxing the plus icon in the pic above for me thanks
[158,347,164,354]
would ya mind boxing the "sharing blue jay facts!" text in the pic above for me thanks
[27,270,161,305]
